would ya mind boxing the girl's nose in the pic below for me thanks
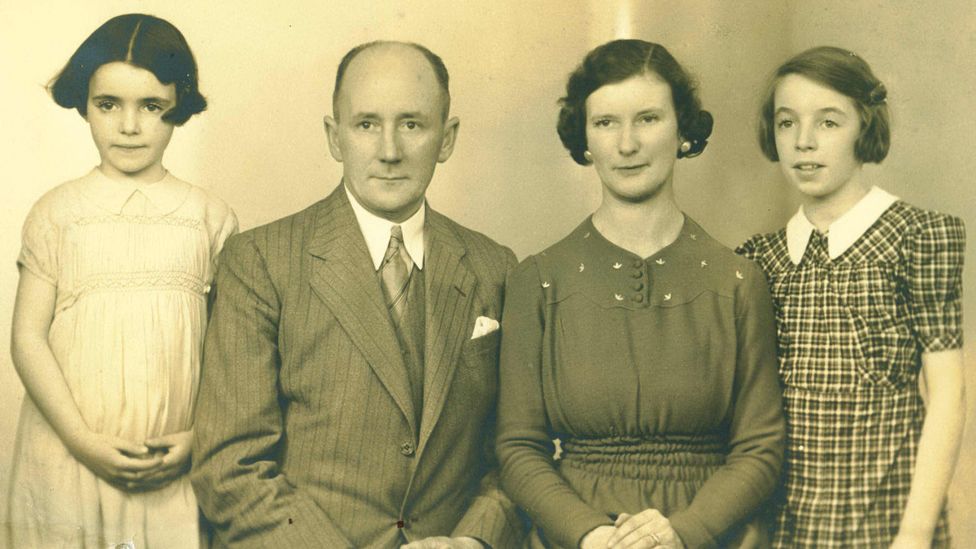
[120,108,140,135]
[795,123,816,151]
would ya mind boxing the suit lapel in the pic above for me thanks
[417,209,478,456]
[306,186,418,433]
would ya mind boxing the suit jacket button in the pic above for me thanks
[400,441,415,456]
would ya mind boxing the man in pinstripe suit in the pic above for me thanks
[191,42,524,548]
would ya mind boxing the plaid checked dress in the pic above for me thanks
[737,190,965,548]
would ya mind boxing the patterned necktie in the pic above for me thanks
[380,225,413,324]
[380,225,425,422]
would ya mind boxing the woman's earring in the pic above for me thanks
[583,150,593,162]
[679,141,692,154]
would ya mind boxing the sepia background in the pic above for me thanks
[2,0,973,543]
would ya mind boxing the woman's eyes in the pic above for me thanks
[592,115,658,128]
[96,101,118,112]
[776,119,794,129]
[144,103,165,113]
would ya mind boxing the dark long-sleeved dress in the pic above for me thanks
[497,216,785,549]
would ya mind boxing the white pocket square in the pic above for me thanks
[470,316,500,339]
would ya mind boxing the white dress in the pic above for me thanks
[7,168,237,548]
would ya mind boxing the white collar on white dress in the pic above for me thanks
[82,167,190,215]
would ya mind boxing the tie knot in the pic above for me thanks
[390,225,404,246]
[383,225,412,269]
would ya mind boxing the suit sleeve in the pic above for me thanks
[191,232,355,548]
[452,246,529,548]
[667,262,785,547]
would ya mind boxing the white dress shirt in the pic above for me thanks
[344,184,426,271]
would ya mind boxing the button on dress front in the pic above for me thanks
[497,216,785,549]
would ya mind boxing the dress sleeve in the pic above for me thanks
[734,234,763,263]
[668,262,785,548]
[904,213,965,352]
[17,197,59,285]
[496,257,614,549]
[211,207,239,268]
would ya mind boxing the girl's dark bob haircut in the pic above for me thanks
[758,46,890,163]
[557,39,713,165]
[49,13,206,126]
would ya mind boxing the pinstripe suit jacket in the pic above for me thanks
[191,185,524,548]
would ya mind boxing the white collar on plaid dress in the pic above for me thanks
[81,167,190,216]
[786,186,899,265]
[344,183,426,271]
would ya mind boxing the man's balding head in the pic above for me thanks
[332,41,451,120]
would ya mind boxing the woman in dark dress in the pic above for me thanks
[496,39,785,549]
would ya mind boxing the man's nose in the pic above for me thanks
[380,126,402,162]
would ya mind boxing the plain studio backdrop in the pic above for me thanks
[1,0,974,543]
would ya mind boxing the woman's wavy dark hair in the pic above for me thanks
[557,39,713,165]
[758,46,890,163]
[49,13,206,125]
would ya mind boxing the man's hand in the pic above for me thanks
[401,536,485,549]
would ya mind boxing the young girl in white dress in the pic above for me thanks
[6,13,237,548]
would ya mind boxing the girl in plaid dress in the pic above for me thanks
[738,47,965,548]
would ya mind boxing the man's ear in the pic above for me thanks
[323,115,343,162]
[437,117,460,163]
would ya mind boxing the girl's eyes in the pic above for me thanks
[592,119,613,128]
[637,114,659,124]
[93,101,166,114]
[776,118,841,129]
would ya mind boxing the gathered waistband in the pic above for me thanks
[560,435,727,480]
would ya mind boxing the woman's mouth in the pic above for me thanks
[793,162,824,172]
[615,164,648,175]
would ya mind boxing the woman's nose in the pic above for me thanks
[617,124,638,155]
